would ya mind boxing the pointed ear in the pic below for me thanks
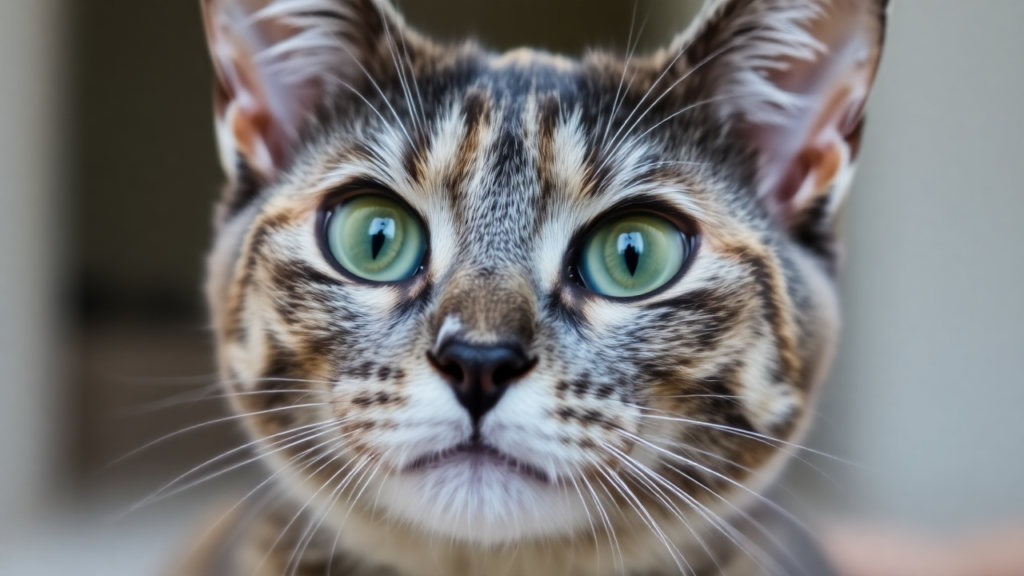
[202,0,403,182]
[674,0,887,230]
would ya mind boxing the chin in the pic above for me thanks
[374,449,588,545]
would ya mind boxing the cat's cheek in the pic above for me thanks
[332,368,472,463]
[735,335,804,432]
[483,375,639,476]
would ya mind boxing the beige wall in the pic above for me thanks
[808,0,1024,528]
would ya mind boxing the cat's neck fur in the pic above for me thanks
[194,500,765,576]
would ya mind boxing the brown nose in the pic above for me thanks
[428,341,536,424]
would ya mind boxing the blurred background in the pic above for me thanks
[0,0,1021,574]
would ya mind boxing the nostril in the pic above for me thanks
[427,352,465,385]
[492,356,537,388]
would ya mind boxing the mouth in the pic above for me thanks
[405,441,551,484]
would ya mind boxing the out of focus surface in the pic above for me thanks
[807,0,1024,528]
[0,0,1022,574]
[0,0,64,541]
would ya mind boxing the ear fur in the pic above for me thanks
[202,0,404,183]
[674,0,887,230]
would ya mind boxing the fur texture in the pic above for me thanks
[186,0,888,574]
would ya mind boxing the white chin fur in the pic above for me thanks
[375,458,587,544]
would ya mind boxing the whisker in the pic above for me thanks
[601,35,694,156]
[320,455,384,571]
[125,421,346,513]
[104,371,221,386]
[588,457,692,575]
[656,456,810,576]
[121,386,333,415]
[599,0,648,150]
[377,0,420,136]
[601,442,785,576]
[146,417,337,497]
[325,454,376,575]
[586,467,630,574]
[646,393,742,401]
[602,41,737,164]
[115,383,221,415]
[258,447,366,575]
[628,404,858,467]
[181,428,360,561]
[395,13,428,133]
[613,92,762,159]
[565,473,601,571]
[284,451,368,576]
[612,426,817,543]
[105,401,331,470]
[600,443,726,574]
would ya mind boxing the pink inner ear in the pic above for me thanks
[206,0,345,179]
[208,6,287,177]
[752,6,881,223]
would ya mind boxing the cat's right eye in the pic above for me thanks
[322,194,427,283]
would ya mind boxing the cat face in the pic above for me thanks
[203,0,885,548]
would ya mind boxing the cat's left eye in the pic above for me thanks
[576,213,694,298]
[322,194,427,282]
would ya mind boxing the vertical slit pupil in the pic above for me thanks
[371,229,386,259]
[624,244,639,276]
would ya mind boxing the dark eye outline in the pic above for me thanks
[562,200,700,302]
[315,183,430,285]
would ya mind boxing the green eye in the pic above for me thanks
[324,195,426,282]
[578,213,691,298]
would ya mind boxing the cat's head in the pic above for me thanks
[203,0,885,549]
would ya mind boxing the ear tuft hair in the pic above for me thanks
[672,0,887,235]
[203,0,403,183]
[247,0,386,95]
[674,0,829,125]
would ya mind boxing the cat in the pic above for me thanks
[180,0,887,574]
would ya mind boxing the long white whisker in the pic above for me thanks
[565,473,601,572]
[324,454,377,574]
[590,459,692,575]
[600,0,647,150]
[589,467,631,574]
[602,442,786,576]
[613,426,816,542]
[256,445,364,575]
[377,1,420,136]
[138,418,335,500]
[395,15,428,132]
[106,402,330,469]
[629,406,858,466]
[603,40,737,162]
[284,449,371,576]
[126,421,346,513]
[124,386,333,415]
[602,39,692,155]
[181,428,359,561]
[600,443,726,574]
[117,383,221,414]
[656,456,810,576]
[611,92,763,163]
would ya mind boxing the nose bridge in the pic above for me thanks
[434,266,537,347]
